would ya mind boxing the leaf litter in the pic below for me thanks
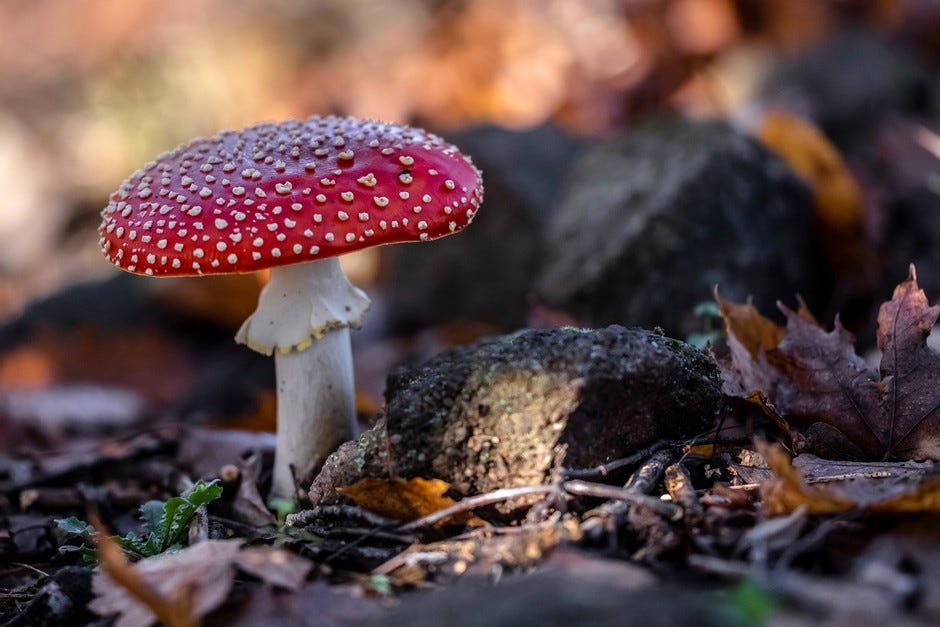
[720,265,940,461]
[10,273,940,624]
[718,265,940,516]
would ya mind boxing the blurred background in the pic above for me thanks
[1,0,939,438]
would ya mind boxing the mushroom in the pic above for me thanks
[98,115,484,498]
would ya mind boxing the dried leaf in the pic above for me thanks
[760,444,865,516]
[90,539,310,627]
[340,477,484,526]
[715,291,784,359]
[721,266,940,461]
[756,110,862,231]
[90,517,199,627]
[231,452,277,527]
[759,443,940,516]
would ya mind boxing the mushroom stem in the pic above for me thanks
[272,327,357,498]
[235,257,371,499]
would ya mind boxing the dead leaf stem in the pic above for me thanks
[90,514,198,627]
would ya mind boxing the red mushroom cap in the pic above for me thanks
[99,115,483,276]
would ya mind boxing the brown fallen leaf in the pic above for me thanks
[756,110,878,297]
[759,443,940,516]
[91,515,197,627]
[89,539,311,627]
[339,477,485,526]
[720,266,940,461]
[756,110,862,232]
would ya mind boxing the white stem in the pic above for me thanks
[272,328,357,498]
[236,257,371,355]
[234,258,371,499]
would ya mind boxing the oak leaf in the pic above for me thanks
[720,266,940,461]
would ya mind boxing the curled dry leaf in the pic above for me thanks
[756,110,863,232]
[720,266,940,461]
[90,539,310,627]
[755,111,877,294]
[339,477,485,526]
[759,443,940,516]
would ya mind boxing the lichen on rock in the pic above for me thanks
[310,326,722,508]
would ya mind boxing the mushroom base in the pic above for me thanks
[236,257,371,355]
[271,327,359,498]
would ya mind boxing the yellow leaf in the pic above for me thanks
[340,477,484,526]
[756,110,862,231]
[758,443,940,516]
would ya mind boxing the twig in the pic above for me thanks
[288,504,400,528]
[9,562,48,578]
[581,448,677,538]
[688,553,751,577]
[772,510,862,572]
[562,441,679,479]
[321,528,415,544]
[0,592,33,600]
[564,480,682,520]
[664,462,704,525]
[624,449,675,493]
[393,485,560,533]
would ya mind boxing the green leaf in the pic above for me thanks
[722,580,777,627]
[114,532,150,559]
[368,574,394,597]
[693,301,721,318]
[267,498,295,526]
[154,480,223,553]
[138,500,165,533]
[58,543,98,566]
[56,480,224,563]
[55,516,93,536]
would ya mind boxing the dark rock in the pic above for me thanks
[310,326,721,507]
[863,119,940,306]
[381,124,585,333]
[761,29,938,145]
[535,117,822,339]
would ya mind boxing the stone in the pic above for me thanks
[761,29,938,145]
[535,117,823,339]
[310,326,722,507]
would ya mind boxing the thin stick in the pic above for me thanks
[562,441,678,479]
[664,462,704,525]
[394,485,560,533]
[564,480,682,520]
[9,562,49,578]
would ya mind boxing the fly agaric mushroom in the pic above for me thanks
[98,115,483,498]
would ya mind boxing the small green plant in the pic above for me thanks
[722,579,778,627]
[687,300,724,349]
[255,497,320,547]
[56,517,97,566]
[367,574,394,597]
[56,479,223,563]
[267,497,295,527]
